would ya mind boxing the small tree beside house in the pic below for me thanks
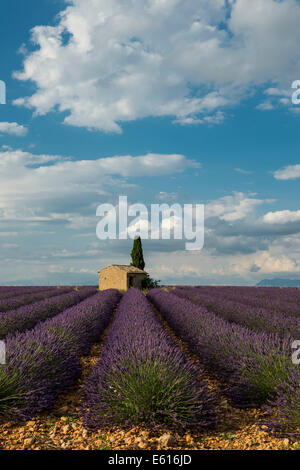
[130,236,145,271]
[130,236,160,290]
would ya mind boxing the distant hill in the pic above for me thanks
[257,279,300,287]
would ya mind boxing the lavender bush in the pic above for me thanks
[0,289,121,419]
[263,370,300,439]
[81,288,217,431]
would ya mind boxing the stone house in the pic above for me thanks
[98,265,147,291]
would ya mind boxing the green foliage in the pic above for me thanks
[130,236,145,271]
[97,434,112,450]
[141,274,160,291]
[240,355,292,405]
[291,443,300,450]
[0,367,24,416]
[101,360,208,428]
[221,433,236,441]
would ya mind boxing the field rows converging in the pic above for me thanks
[171,287,300,337]
[0,286,97,339]
[81,288,217,432]
[0,285,299,450]
[0,289,121,420]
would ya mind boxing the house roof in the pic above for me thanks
[98,265,147,274]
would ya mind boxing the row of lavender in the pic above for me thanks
[185,286,300,316]
[200,285,300,302]
[0,286,76,313]
[0,286,97,339]
[0,289,121,419]
[0,286,65,301]
[81,289,217,431]
[172,287,300,338]
[147,289,300,438]
[217,287,300,316]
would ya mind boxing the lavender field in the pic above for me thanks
[0,285,299,450]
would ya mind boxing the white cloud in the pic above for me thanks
[0,122,27,136]
[85,152,200,177]
[256,102,274,111]
[0,149,197,223]
[265,88,290,97]
[263,210,300,224]
[174,110,225,126]
[13,0,300,132]
[206,191,268,221]
[149,244,300,283]
[273,164,300,180]
[249,252,298,274]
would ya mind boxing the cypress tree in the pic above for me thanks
[130,236,145,270]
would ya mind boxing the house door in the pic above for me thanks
[128,275,134,288]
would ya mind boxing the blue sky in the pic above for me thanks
[0,0,300,285]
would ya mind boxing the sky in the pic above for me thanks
[0,0,300,286]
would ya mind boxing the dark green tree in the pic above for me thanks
[130,236,145,270]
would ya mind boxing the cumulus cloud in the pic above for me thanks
[148,244,300,285]
[256,87,294,111]
[202,193,300,261]
[256,102,274,111]
[0,122,27,136]
[206,191,268,222]
[13,0,300,132]
[273,164,300,180]
[173,110,226,126]
[0,149,197,223]
[263,210,300,224]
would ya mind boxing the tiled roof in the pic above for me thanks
[98,265,147,274]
